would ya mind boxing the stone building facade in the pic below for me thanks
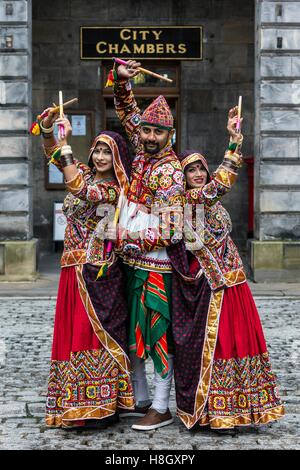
[251,0,300,281]
[0,0,299,281]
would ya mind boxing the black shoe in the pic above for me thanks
[118,403,152,418]
[212,428,237,436]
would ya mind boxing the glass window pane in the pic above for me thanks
[131,67,177,88]
[103,65,177,89]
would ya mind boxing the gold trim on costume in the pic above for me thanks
[65,172,84,194]
[61,249,87,267]
[177,289,224,429]
[224,269,246,287]
[75,265,131,375]
[46,402,117,428]
[198,404,285,429]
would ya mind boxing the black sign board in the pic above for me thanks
[81,26,202,60]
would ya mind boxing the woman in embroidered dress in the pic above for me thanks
[39,107,135,429]
[175,107,285,431]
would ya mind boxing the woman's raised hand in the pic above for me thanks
[227,106,243,143]
[56,116,72,146]
[41,107,59,129]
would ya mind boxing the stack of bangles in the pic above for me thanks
[40,120,54,138]
[60,145,74,167]
[223,135,244,169]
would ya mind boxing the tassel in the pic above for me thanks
[30,121,41,136]
[96,263,109,280]
[49,147,61,166]
[105,69,114,88]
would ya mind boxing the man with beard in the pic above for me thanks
[111,59,185,431]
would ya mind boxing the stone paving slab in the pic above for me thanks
[0,297,299,450]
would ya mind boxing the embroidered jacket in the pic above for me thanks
[114,79,185,272]
[43,145,119,267]
[185,150,246,290]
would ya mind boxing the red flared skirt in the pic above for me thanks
[46,266,134,428]
[51,266,100,360]
[200,282,285,428]
[214,282,267,360]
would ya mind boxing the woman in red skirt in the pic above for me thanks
[39,108,135,429]
[175,107,285,430]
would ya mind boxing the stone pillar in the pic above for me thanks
[0,0,37,281]
[250,0,300,281]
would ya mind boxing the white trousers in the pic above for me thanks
[130,352,174,414]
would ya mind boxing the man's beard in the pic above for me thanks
[144,142,160,155]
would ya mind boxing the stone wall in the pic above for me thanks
[0,0,37,280]
[32,0,254,253]
[251,0,300,281]
[0,0,32,241]
[255,0,300,240]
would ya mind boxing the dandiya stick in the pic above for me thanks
[58,90,65,139]
[113,57,173,83]
[105,186,128,258]
[96,187,128,279]
[236,95,242,133]
[38,98,78,120]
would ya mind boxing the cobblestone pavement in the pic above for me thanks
[0,296,299,450]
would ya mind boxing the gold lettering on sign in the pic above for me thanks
[108,43,119,54]
[140,30,150,40]
[93,30,196,57]
[166,44,176,54]
[120,29,131,40]
[133,44,145,54]
[96,41,107,54]
[178,43,187,54]
[152,30,163,40]
[120,44,131,54]
[146,44,155,53]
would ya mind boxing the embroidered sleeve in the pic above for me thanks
[66,173,119,204]
[43,142,64,171]
[186,150,243,207]
[113,79,142,154]
[43,141,91,176]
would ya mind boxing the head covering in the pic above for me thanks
[140,95,174,131]
[178,150,211,187]
[178,150,210,174]
[88,131,131,191]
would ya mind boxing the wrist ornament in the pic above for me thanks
[223,150,243,169]
[60,145,74,168]
[40,120,54,136]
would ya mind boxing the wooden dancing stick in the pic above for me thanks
[236,95,242,133]
[58,90,65,139]
[38,98,78,120]
[59,91,63,118]
[113,57,173,83]
[30,97,78,136]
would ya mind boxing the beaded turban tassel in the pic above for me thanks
[140,95,174,131]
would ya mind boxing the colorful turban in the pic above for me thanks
[140,95,174,131]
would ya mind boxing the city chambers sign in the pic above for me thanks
[80,26,202,60]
